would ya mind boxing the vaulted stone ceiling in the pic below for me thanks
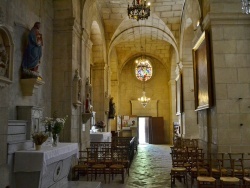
[96,0,185,69]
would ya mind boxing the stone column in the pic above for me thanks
[110,80,119,131]
[92,62,106,125]
[181,63,198,139]
[203,12,250,153]
[168,79,177,145]
[52,17,82,143]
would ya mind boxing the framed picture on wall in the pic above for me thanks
[192,31,213,111]
[175,73,183,115]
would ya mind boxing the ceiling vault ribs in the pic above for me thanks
[109,25,177,50]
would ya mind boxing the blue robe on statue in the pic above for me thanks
[22,27,42,70]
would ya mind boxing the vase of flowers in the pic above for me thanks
[43,113,68,147]
[95,121,106,132]
[32,132,48,150]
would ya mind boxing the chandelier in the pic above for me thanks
[128,0,151,21]
[138,78,150,107]
[242,0,250,14]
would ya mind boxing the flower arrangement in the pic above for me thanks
[95,121,106,129]
[32,132,48,145]
[43,113,68,134]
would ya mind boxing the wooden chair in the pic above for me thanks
[89,150,107,183]
[72,150,89,180]
[189,148,205,186]
[229,153,245,179]
[209,153,228,180]
[218,159,241,188]
[241,158,250,188]
[109,148,126,184]
[196,159,217,188]
[170,151,188,187]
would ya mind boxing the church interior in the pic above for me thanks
[0,0,250,187]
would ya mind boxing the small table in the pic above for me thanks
[14,143,78,188]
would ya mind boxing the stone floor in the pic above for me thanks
[77,144,193,188]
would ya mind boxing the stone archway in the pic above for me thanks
[90,21,108,127]
[178,0,202,141]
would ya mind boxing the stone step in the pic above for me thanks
[64,181,102,188]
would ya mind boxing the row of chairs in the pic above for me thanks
[170,147,250,187]
[196,153,250,188]
[72,137,137,184]
[72,147,130,183]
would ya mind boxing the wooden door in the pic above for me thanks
[144,117,151,143]
[149,117,164,144]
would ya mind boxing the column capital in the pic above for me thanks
[203,13,250,30]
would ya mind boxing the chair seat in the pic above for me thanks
[212,168,227,172]
[110,164,124,169]
[197,176,216,182]
[191,167,207,172]
[87,160,96,164]
[212,168,227,174]
[73,164,88,170]
[220,177,240,182]
[184,163,191,167]
[244,177,250,182]
[171,167,187,172]
[234,169,249,174]
[92,164,106,169]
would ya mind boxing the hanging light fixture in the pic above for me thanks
[241,0,250,14]
[138,77,150,107]
[128,0,151,21]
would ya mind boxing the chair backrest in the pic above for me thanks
[239,158,250,177]
[188,148,205,168]
[78,150,88,164]
[196,158,211,176]
[86,147,98,162]
[90,142,112,151]
[218,158,232,177]
[112,148,129,164]
[228,153,244,160]
[171,150,188,167]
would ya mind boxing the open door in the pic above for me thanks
[138,116,152,144]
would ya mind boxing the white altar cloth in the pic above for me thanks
[14,143,78,175]
[90,132,111,142]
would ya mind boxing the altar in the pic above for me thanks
[90,132,112,142]
[14,143,78,188]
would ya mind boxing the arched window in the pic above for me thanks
[135,57,152,81]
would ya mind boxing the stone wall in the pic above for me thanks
[180,0,250,154]
[211,18,250,153]
[0,0,54,187]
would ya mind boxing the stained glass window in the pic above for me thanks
[135,58,152,81]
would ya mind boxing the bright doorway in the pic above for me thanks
[138,117,149,144]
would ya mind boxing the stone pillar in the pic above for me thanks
[52,17,82,143]
[168,79,177,145]
[181,63,198,139]
[92,62,106,125]
[110,80,119,131]
[203,12,250,153]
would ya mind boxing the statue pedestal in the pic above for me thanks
[82,113,92,124]
[20,78,45,96]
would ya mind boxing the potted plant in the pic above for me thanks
[32,132,48,150]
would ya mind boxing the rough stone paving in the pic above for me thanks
[80,144,191,188]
